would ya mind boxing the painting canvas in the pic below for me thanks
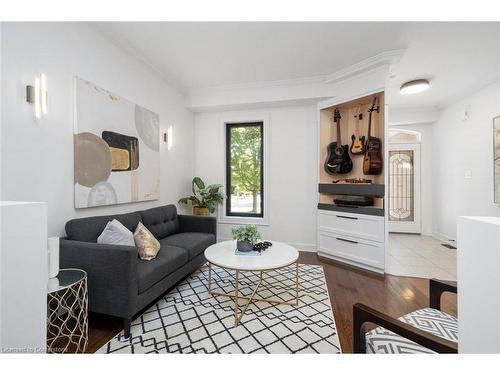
[74,78,160,208]
[495,116,500,204]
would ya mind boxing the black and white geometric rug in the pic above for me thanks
[98,263,341,353]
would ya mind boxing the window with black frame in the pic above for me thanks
[225,122,264,218]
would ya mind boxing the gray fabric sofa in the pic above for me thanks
[59,204,216,337]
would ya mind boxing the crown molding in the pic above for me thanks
[187,57,392,112]
[188,75,327,96]
[325,49,406,84]
[188,50,405,97]
[190,97,331,113]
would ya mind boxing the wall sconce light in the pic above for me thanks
[26,73,48,119]
[163,125,173,150]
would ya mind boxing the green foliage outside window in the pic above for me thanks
[229,125,262,213]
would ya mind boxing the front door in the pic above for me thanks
[388,143,421,233]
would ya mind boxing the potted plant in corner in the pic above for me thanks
[178,177,224,216]
[232,225,261,252]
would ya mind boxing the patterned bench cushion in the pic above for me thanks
[365,308,458,354]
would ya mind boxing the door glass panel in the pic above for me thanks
[389,150,414,222]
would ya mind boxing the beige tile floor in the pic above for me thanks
[386,233,457,281]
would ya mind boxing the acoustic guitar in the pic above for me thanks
[325,108,353,175]
[350,107,365,155]
[363,97,383,175]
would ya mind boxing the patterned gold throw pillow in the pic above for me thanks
[134,222,160,261]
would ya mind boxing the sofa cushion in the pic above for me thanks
[65,212,141,242]
[140,205,179,240]
[160,232,216,260]
[137,245,188,293]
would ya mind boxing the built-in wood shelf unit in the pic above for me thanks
[318,91,385,214]
[317,203,384,217]
[317,90,387,274]
[318,183,385,197]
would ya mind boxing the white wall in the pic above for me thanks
[1,23,195,236]
[432,80,500,240]
[194,105,318,250]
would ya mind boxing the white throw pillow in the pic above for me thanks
[97,219,135,246]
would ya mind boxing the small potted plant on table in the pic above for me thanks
[178,177,224,216]
[232,225,261,252]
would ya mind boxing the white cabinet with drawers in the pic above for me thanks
[317,209,386,273]
[318,210,384,243]
[317,90,388,274]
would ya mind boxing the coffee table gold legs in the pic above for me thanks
[208,262,212,292]
[235,271,263,326]
[296,261,300,306]
[207,261,300,326]
[234,270,239,326]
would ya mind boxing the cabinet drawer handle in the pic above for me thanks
[336,215,358,220]
[336,237,358,244]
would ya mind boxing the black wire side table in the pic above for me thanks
[47,269,88,353]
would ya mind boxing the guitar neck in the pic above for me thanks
[367,97,378,138]
[337,118,341,144]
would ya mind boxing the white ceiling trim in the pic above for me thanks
[325,49,406,84]
[187,75,327,96]
[186,78,334,112]
[186,51,402,112]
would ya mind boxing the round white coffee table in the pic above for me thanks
[204,240,300,326]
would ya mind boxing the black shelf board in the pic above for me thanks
[317,203,385,217]
[318,183,385,197]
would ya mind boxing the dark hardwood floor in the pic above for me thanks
[86,251,457,353]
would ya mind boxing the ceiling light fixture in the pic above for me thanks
[400,79,430,95]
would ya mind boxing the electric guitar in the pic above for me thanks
[350,107,366,155]
[363,97,383,175]
[325,108,353,174]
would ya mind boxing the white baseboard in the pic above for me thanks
[432,231,456,244]
[218,238,317,252]
[287,242,317,252]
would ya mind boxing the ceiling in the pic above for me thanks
[389,22,500,108]
[98,22,500,109]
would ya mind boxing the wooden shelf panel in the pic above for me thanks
[317,203,384,217]
[318,183,385,197]
[319,92,385,184]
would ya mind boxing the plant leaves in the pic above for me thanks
[192,177,205,192]
[207,184,223,194]
[231,224,261,244]
[181,177,224,211]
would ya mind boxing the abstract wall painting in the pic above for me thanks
[74,78,160,208]
[495,116,500,204]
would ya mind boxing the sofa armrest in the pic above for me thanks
[178,214,217,238]
[59,239,138,318]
